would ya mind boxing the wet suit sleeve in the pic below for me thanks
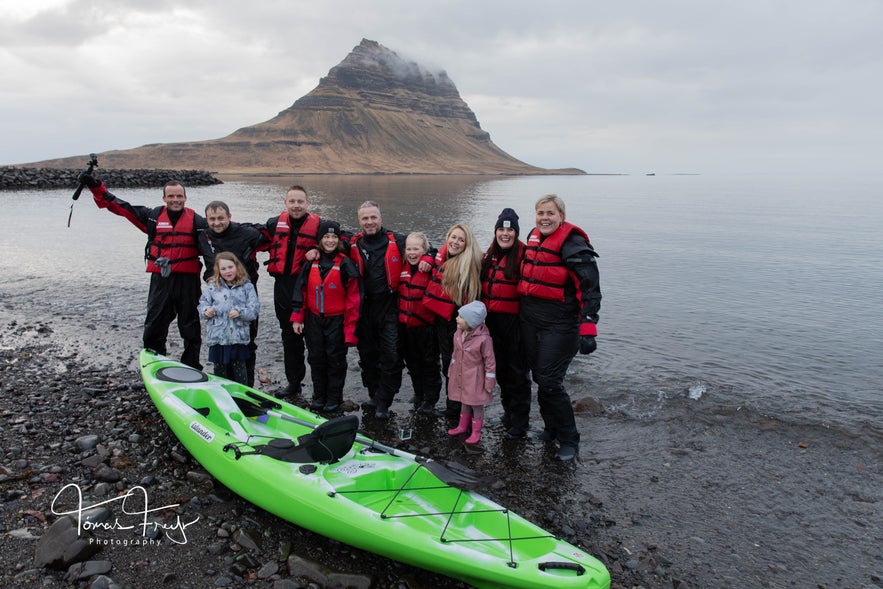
[89,183,151,233]
[199,232,216,282]
[341,258,362,346]
[241,222,272,253]
[288,261,311,324]
[562,234,602,336]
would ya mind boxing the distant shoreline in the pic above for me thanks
[0,166,222,190]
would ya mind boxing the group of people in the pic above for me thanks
[81,174,601,462]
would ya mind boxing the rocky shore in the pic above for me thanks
[0,166,222,191]
[1,300,880,588]
[0,317,676,589]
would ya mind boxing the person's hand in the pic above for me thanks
[305,248,319,262]
[417,259,432,273]
[204,307,216,318]
[78,172,101,189]
[291,322,304,335]
[228,309,240,319]
[579,335,597,355]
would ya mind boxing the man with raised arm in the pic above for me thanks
[81,173,207,368]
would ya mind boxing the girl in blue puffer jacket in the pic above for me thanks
[198,252,260,384]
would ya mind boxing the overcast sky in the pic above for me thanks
[2,0,880,174]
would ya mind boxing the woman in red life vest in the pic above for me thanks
[480,208,532,440]
[423,223,483,418]
[291,220,361,413]
[397,232,443,415]
[518,195,601,462]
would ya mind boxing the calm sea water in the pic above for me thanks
[2,173,881,437]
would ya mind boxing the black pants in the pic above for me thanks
[214,360,248,385]
[274,276,306,391]
[399,323,442,407]
[486,312,532,432]
[144,273,202,369]
[356,295,402,404]
[521,319,580,448]
[245,315,258,387]
[304,312,348,406]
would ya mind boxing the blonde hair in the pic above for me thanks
[441,224,482,304]
[211,252,249,287]
[535,194,566,219]
[406,231,430,254]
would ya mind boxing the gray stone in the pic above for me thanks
[67,559,112,581]
[92,466,122,483]
[257,561,279,579]
[233,527,262,552]
[286,555,329,586]
[88,575,120,589]
[327,572,372,589]
[76,435,101,451]
[34,516,101,569]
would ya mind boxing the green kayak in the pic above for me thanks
[140,349,610,589]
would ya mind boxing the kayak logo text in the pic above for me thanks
[51,483,200,545]
[190,421,215,443]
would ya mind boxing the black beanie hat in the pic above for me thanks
[318,219,341,237]
[494,208,520,234]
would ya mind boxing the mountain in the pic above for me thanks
[29,39,584,175]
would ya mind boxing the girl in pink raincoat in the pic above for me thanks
[446,301,496,445]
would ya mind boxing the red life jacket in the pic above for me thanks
[422,245,458,320]
[397,265,435,327]
[306,253,348,317]
[349,231,403,291]
[481,243,524,314]
[146,207,200,274]
[266,212,320,276]
[518,222,590,302]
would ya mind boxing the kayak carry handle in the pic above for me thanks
[538,561,586,575]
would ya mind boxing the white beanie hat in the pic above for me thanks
[458,301,487,328]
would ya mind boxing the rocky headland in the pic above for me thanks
[21,40,585,176]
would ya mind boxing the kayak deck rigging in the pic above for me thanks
[141,349,610,588]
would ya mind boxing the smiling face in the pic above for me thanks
[206,207,231,233]
[446,227,467,256]
[358,205,382,236]
[535,201,564,237]
[218,258,238,283]
[495,226,517,250]
[162,184,187,212]
[405,235,427,265]
[320,232,340,253]
[284,188,309,219]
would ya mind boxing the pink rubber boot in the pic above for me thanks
[447,413,471,436]
[464,418,483,445]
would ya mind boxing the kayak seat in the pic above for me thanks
[252,415,360,464]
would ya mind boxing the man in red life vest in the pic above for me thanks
[81,174,207,369]
[349,201,434,419]
[260,186,321,397]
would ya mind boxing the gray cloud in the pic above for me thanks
[1,0,881,173]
